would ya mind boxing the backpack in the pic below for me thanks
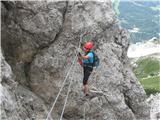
[87,51,99,68]
[92,52,100,67]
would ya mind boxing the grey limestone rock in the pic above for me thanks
[1,0,150,120]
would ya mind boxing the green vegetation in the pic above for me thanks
[133,57,160,95]
[140,76,160,95]
[134,57,160,79]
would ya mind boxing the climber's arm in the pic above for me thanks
[82,55,89,59]
[78,53,89,59]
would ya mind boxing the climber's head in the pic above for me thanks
[83,41,93,52]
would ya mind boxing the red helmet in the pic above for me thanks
[84,41,93,49]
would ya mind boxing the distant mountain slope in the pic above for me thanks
[127,37,160,95]
[132,57,160,95]
[113,0,159,43]
[127,38,160,58]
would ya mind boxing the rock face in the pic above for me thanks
[1,0,150,120]
[147,93,160,120]
[0,51,47,120]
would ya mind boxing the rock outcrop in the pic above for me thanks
[1,0,150,120]
[147,93,160,120]
[1,51,47,120]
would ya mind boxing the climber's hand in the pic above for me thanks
[78,52,82,57]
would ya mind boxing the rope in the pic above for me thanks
[45,31,85,120]
[59,79,73,120]
[59,31,87,119]
[59,55,77,120]
[45,56,77,120]
[83,104,86,120]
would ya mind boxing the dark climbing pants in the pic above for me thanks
[83,66,93,85]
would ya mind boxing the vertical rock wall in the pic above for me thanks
[1,1,150,120]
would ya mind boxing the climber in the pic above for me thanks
[78,41,94,96]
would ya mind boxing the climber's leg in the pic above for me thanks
[83,66,93,96]
[84,84,89,96]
